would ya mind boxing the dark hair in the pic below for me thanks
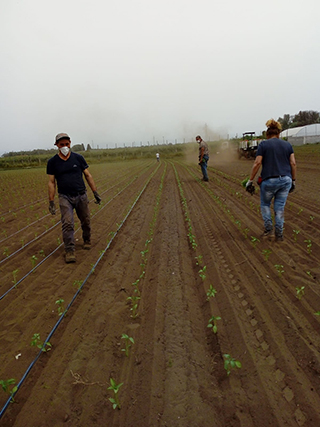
[265,119,282,138]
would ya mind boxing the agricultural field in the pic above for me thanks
[0,150,320,427]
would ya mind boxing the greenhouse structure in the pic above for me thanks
[280,123,320,145]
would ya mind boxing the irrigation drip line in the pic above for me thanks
[0,163,160,420]
[0,222,60,266]
[0,169,151,301]
[0,214,52,245]
[0,197,46,217]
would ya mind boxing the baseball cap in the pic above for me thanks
[55,133,71,144]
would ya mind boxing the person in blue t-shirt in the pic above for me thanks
[246,119,296,241]
[47,133,102,263]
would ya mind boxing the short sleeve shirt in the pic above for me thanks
[47,152,88,195]
[256,138,294,180]
[199,140,209,156]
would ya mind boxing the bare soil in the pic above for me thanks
[0,153,320,427]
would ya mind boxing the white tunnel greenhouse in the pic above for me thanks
[280,123,320,145]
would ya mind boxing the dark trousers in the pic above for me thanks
[59,192,91,251]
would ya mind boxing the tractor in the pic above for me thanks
[238,132,260,159]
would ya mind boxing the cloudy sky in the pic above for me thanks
[1,0,319,153]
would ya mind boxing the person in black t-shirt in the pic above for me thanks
[47,133,101,263]
[246,120,296,241]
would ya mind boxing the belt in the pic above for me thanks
[63,190,86,197]
[266,175,285,179]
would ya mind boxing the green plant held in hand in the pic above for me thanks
[207,315,221,334]
[30,333,52,352]
[223,354,242,376]
[121,334,134,357]
[55,298,65,316]
[296,286,305,300]
[274,264,284,277]
[0,379,17,403]
[262,249,272,261]
[206,285,217,300]
[108,378,123,410]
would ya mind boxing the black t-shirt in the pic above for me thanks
[256,138,294,180]
[47,152,88,195]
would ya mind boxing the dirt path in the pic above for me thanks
[0,156,319,426]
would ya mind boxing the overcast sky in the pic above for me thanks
[1,0,319,153]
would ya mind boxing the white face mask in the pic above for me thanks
[59,146,70,156]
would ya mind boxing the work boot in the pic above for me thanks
[65,250,76,263]
[83,241,91,250]
[275,234,284,242]
[262,229,274,240]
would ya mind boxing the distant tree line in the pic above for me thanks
[278,110,320,131]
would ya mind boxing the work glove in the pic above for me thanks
[49,201,56,215]
[246,180,255,195]
[93,191,102,204]
[289,181,296,193]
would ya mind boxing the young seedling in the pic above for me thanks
[314,311,320,316]
[296,286,305,300]
[223,354,242,376]
[195,255,203,266]
[262,249,272,261]
[30,333,52,352]
[12,269,19,287]
[250,236,260,248]
[292,229,300,242]
[108,378,123,410]
[39,249,45,258]
[127,295,140,318]
[309,215,314,222]
[198,266,207,281]
[3,247,9,257]
[57,237,61,245]
[207,315,221,334]
[206,285,217,300]
[31,255,38,269]
[298,208,304,215]
[121,334,134,357]
[0,379,17,403]
[243,228,249,239]
[306,271,313,278]
[304,239,312,254]
[73,280,83,290]
[55,298,65,316]
[274,264,284,277]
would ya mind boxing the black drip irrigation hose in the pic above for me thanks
[0,174,138,301]
[0,163,160,420]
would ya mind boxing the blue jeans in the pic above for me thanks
[260,176,292,236]
[199,155,209,180]
[59,192,91,251]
